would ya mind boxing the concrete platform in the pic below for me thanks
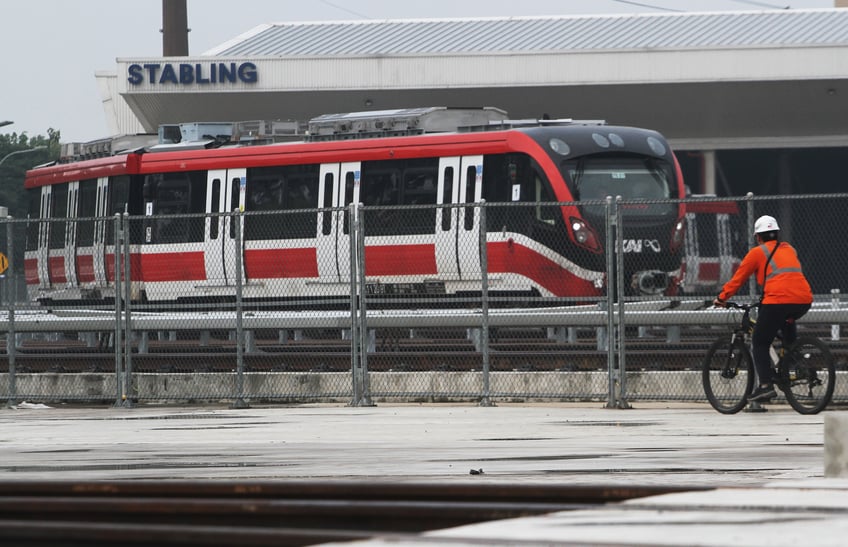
[0,401,845,545]
[335,480,848,546]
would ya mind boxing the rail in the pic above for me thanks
[0,480,709,547]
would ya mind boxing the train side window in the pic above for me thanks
[463,165,477,231]
[145,171,206,244]
[535,173,557,225]
[245,176,280,240]
[361,158,438,235]
[77,179,97,247]
[49,184,68,250]
[109,175,130,215]
[401,167,437,234]
[361,169,399,206]
[322,172,334,236]
[229,176,240,239]
[342,171,356,234]
[246,168,283,241]
[246,164,319,240]
[441,166,454,232]
[360,167,400,236]
[106,176,130,245]
[482,153,556,235]
[209,178,221,240]
[283,175,318,239]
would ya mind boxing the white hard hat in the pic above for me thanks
[754,215,780,233]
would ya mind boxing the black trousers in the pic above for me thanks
[752,302,812,384]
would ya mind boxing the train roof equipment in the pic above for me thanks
[52,106,615,163]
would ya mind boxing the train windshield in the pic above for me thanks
[562,156,677,216]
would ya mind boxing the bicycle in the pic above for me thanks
[701,301,835,415]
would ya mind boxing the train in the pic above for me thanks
[23,107,686,308]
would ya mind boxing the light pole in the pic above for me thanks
[0,146,47,167]
[0,121,12,129]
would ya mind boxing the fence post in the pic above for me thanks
[111,215,124,407]
[5,215,16,408]
[604,197,617,408]
[121,213,135,407]
[350,204,362,406]
[356,203,372,406]
[614,197,631,409]
[232,209,249,409]
[832,289,841,341]
[478,201,493,407]
[349,204,361,405]
[745,192,756,297]
[350,203,372,407]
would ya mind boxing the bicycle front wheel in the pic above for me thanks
[702,336,755,414]
[778,337,835,415]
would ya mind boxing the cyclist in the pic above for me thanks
[713,215,813,402]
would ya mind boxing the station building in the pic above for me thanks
[95,7,848,197]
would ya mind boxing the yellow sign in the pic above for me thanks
[0,252,7,275]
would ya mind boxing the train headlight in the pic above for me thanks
[670,218,685,252]
[572,222,588,244]
[569,217,601,253]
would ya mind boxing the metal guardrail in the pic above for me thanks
[1,299,845,332]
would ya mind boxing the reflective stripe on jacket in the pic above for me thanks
[718,240,813,304]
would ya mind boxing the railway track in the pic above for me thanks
[0,480,709,546]
[2,322,844,374]
[3,334,846,374]
[2,346,717,373]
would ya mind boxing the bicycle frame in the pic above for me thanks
[703,301,835,414]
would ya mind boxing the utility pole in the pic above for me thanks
[162,0,189,56]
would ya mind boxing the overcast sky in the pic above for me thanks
[0,0,834,142]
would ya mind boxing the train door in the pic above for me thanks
[91,177,110,288]
[317,162,360,284]
[46,183,71,288]
[204,169,246,287]
[60,181,80,288]
[34,186,52,289]
[435,156,483,280]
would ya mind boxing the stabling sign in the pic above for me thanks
[0,252,7,275]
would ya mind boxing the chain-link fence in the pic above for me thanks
[2,194,846,407]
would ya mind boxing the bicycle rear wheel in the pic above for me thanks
[702,336,755,414]
[778,337,835,415]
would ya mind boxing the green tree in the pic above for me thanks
[0,129,60,218]
[0,129,60,282]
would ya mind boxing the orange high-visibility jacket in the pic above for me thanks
[719,240,812,304]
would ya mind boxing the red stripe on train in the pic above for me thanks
[365,244,437,276]
[24,258,38,285]
[48,256,67,283]
[140,252,206,281]
[76,255,95,283]
[244,248,319,278]
[488,240,599,297]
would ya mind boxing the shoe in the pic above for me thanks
[749,384,777,402]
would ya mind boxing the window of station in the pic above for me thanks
[245,164,320,240]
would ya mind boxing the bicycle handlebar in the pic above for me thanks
[714,301,759,311]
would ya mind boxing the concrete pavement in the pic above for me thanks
[0,401,844,545]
